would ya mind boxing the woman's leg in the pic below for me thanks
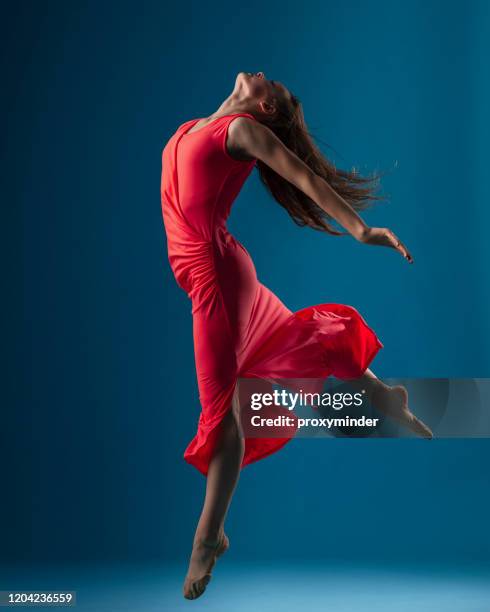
[344,368,433,438]
[183,390,244,598]
[195,405,244,541]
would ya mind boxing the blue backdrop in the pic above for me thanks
[3,0,489,573]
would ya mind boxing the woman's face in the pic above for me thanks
[235,71,289,115]
[236,71,270,97]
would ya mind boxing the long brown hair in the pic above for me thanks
[257,91,388,236]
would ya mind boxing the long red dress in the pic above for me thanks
[160,112,384,476]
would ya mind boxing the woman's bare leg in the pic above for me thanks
[344,368,433,438]
[196,408,244,540]
[183,392,244,599]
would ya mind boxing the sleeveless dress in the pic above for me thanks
[160,112,384,476]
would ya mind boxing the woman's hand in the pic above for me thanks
[359,227,414,264]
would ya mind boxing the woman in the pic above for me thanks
[160,71,432,600]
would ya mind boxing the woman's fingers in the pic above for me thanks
[386,229,414,264]
[362,227,414,264]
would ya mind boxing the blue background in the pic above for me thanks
[2,0,489,606]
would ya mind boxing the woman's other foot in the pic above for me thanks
[182,531,229,600]
[371,384,433,439]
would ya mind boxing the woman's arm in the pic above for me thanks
[228,117,413,263]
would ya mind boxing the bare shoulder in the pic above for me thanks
[227,116,279,160]
[227,116,317,189]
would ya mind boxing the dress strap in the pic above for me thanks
[223,112,256,122]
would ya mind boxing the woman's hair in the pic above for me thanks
[257,90,388,236]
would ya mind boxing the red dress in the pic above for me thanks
[160,112,383,476]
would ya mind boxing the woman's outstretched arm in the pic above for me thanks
[228,117,413,264]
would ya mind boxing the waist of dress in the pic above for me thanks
[166,223,235,251]
[165,224,244,294]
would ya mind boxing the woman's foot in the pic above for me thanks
[182,531,230,600]
[371,384,433,439]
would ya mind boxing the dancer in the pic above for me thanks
[160,71,432,600]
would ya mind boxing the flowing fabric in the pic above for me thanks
[160,112,384,476]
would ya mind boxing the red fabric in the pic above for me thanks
[161,112,384,476]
